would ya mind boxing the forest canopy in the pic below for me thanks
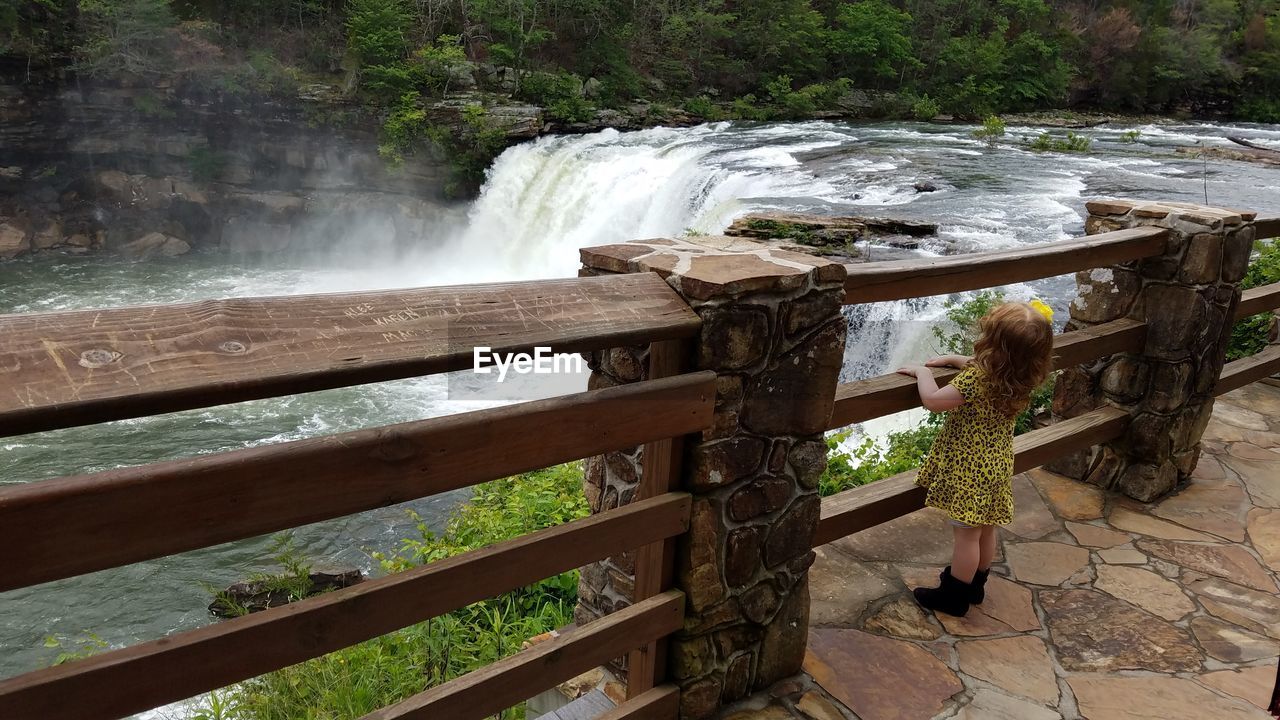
[3,0,1280,121]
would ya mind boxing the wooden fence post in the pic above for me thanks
[1050,200,1258,501]
[578,238,848,719]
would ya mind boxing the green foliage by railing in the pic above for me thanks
[821,290,1057,496]
[1228,239,1280,361]
[216,463,588,720]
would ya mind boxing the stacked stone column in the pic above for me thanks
[577,236,847,719]
[1049,200,1257,501]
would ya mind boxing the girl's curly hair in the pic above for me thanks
[972,303,1055,417]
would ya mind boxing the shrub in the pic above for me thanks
[971,115,1005,145]
[412,34,468,96]
[1028,131,1091,152]
[1227,239,1280,361]
[1121,129,1141,143]
[819,426,939,496]
[518,71,595,123]
[730,93,771,121]
[683,95,726,121]
[188,146,227,182]
[217,464,588,720]
[911,94,940,121]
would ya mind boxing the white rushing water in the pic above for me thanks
[3,119,1279,709]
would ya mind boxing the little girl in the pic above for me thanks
[896,301,1054,617]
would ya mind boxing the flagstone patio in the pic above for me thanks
[725,381,1280,720]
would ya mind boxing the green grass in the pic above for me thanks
[213,463,588,720]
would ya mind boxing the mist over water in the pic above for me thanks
[1,119,1277,708]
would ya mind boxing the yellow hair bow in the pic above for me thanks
[1029,299,1054,322]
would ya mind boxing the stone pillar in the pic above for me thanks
[1050,200,1257,501]
[577,236,847,719]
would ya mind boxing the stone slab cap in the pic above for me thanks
[1086,199,1251,226]
[580,236,847,301]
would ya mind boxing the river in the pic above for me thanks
[1,119,1277,711]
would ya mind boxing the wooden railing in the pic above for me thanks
[0,273,709,720]
[816,221,1280,548]
[3,217,1279,720]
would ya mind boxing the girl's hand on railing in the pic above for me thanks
[896,364,926,378]
[925,355,972,369]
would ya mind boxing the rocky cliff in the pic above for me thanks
[0,77,470,260]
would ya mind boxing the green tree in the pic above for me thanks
[74,0,176,78]
[826,0,917,84]
[346,0,409,66]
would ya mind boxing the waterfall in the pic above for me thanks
[443,122,958,441]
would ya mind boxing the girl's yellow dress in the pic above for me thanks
[915,366,1016,526]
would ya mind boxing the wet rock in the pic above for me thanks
[804,628,962,720]
[209,565,364,617]
[120,231,190,260]
[1041,588,1202,672]
[1190,616,1279,662]
[1137,538,1278,592]
[0,219,30,259]
[913,181,938,193]
[1094,564,1196,621]
[1187,575,1280,639]
[861,596,940,640]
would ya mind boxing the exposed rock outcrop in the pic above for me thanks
[723,211,940,261]
[208,565,365,617]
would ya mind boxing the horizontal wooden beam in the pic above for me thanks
[1236,282,1280,321]
[0,496,691,720]
[1255,217,1280,240]
[841,227,1168,304]
[363,591,685,720]
[596,686,680,720]
[1215,344,1280,396]
[815,406,1129,546]
[1011,406,1128,474]
[0,372,715,591]
[827,319,1146,430]
[0,273,700,437]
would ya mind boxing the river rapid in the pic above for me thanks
[1,119,1277,711]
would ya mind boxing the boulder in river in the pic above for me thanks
[913,180,939,193]
[120,231,191,260]
[726,211,937,250]
[209,565,365,617]
[0,219,31,259]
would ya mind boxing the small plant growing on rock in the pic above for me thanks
[1028,131,1092,152]
[971,115,1006,146]
[187,146,226,182]
[1121,129,1141,143]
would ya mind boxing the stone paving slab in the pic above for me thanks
[785,381,1280,720]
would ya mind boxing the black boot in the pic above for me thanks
[941,566,989,605]
[915,567,972,617]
